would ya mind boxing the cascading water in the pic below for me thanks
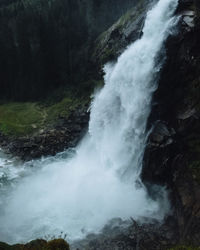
[0,0,178,244]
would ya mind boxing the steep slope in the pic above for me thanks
[91,0,200,246]
[142,0,200,244]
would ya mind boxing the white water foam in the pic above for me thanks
[0,0,178,244]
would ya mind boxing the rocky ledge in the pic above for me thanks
[0,105,89,161]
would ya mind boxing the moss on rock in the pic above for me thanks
[92,0,147,67]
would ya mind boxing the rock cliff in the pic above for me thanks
[142,0,200,245]
[86,0,200,247]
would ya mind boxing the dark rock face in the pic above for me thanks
[142,0,200,245]
[72,0,200,247]
[72,217,178,250]
[91,0,200,246]
[91,0,149,75]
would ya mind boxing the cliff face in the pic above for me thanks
[91,0,148,69]
[0,0,137,101]
[142,0,200,244]
[91,0,200,246]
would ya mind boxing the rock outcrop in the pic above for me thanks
[88,0,200,247]
[91,0,149,76]
[142,0,200,245]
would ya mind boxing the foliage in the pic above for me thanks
[46,239,70,250]
[0,0,134,101]
[0,239,70,250]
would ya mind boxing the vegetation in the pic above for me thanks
[0,89,90,136]
[0,78,104,137]
[0,239,70,250]
[0,0,135,102]
[116,0,145,28]
[45,239,69,250]
[0,0,89,101]
[0,102,44,136]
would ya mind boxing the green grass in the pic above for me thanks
[0,79,104,137]
[0,102,44,136]
[0,93,90,137]
[46,96,88,123]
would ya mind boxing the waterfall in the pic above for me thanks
[0,0,178,244]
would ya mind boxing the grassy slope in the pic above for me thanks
[0,90,91,137]
[0,78,104,137]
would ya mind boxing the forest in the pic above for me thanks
[0,0,134,101]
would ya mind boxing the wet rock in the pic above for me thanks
[177,107,197,120]
[91,0,148,71]
[149,122,175,148]
[181,10,195,32]
[72,218,179,250]
[143,0,200,246]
